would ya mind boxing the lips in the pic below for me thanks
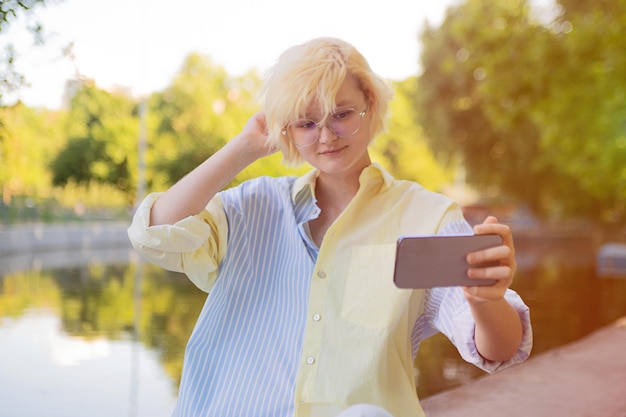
[319,146,347,155]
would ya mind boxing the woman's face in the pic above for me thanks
[293,75,372,179]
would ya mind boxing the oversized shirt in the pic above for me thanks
[127,163,532,417]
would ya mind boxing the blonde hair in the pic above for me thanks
[261,37,394,166]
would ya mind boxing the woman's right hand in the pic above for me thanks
[149,112,279,226]
[233,112,279,163]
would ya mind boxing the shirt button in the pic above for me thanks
[317,270,326,279]
[306,357,315,365]
[312,313,321,321]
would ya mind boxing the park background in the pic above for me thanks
[1,0,626,416]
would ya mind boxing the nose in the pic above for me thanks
[318,125,337,144]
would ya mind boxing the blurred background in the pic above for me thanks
[1,0,625,416]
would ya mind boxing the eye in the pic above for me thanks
[333,109,355,120]
[293,119,316,130]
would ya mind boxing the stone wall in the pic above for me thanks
[0,222,133,274]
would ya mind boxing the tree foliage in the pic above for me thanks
[0,101,63,200]
[533,0,626,220]
[50,81,139,203]
[418,0,553,210]
[149,54,263,187]
[371,76,453,192]
[12,0,626,224]
[0,0,45,31]
[0,0,49,101]
[417,0,626,221]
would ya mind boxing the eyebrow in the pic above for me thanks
[302,102,357,120]
[334,99,355,108]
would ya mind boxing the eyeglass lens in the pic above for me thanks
[287,108,363,146]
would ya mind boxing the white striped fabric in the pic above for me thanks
[172,176,314,417]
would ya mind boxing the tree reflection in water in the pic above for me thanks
[1,236,626,415]
[0,260,206,417]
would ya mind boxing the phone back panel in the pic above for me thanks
[393,234,502,288]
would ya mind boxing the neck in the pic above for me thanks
[315,166,367,211]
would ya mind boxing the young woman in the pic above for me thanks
[128,37,532,417]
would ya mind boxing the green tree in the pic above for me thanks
[531,0,626,221]
[417,0,626,221]
[0,101,63,202]
[50,80,139,204]
[418,0,552,211]
[371,76,453,191]
[149,54,262,187]
[0,0,47,32]
[148,53,310,192]
[0,0,50,101]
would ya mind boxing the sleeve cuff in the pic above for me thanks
[126,193,225,293]
[449,289,533,373]
[127,192,213,253]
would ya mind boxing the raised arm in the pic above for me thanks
[150,112,276,226]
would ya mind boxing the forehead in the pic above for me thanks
[303,75,364,118]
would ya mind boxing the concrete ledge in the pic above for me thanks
[421,318,626,417]
[0,222,133,274]
[0,222,130,255]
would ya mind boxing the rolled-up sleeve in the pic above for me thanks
[127,192,228,292]
[435,286,533,373]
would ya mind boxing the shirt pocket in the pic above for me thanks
[339,244,412,329]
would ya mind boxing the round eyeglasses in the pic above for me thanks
[281,106,368,147]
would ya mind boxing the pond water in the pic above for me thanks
[1,236,626,416]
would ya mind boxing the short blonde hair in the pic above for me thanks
[261,37,394,166]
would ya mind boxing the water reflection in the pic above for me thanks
[415,236,626,397]
[1,236,626,415]
[0,311,175,417]
[0,255,206,417]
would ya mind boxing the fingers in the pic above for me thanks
[473,217,515,263]
[464,260,513,303]
[251,112,280,154]
[480,215,499,225]
[466,217,517,294]
[466,244,510,265]
[253,112,268,133]
[466,248,513,287]
[243,112,268,136]
[467,264,512,281]
[473,217,511,243]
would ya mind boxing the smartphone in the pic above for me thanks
[393,234,502,289]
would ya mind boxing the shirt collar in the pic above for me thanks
[290,162,394,203]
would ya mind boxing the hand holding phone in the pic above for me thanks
[393,234,502,289]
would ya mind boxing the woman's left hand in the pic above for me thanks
[463,216,517,304]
